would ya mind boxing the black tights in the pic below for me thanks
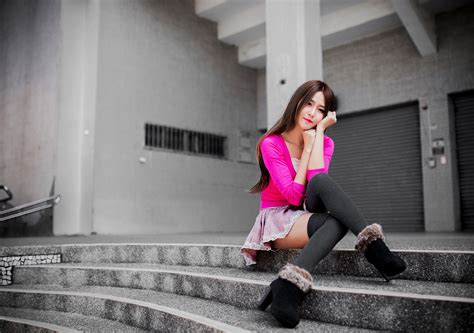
[293,173,369,272]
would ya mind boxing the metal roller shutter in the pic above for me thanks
[452,91,474,231]
[325,102,424,232]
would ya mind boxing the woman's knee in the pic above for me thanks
[307,173,332,193]
[307,212,348,238]
[307,212,331,237]
[324,215,349,237]
[305,174,332,212]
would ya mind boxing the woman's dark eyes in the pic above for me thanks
[308,102,324,112]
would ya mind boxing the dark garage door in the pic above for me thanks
[452,91,474,231]
[325,102,424,232]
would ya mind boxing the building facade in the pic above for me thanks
[1,0,473,236]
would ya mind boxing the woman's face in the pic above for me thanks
[296,91,326,130]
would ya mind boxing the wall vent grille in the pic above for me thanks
[144,123,226,158]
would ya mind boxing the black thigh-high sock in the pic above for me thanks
[305,173,368,236]
[295,214,348,272]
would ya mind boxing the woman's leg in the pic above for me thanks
[260,212,348,328]
[278,173,362,271]
[272,186,329,250]
[272,213,311,250]
[303,173,406,280]
[305,173,368,235]
[294,214,348,272]
[260,174,406,329]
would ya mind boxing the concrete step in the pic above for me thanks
[2,232,472,249]
[0,315,79,332]
[0,308,146,332]
[1,243,472,282]
[256,248,474,283]
[10,263,474,331]
[0,285,376,332]
[0,286,249,332]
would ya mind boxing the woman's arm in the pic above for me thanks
[308,125,325,170]
[260,137,306,206]
[306,125,335,181]
[293,141,313,187]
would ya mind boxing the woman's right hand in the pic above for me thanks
[317,111,337,130]
[303,129,316,151]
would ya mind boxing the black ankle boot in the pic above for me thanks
[257,263,313,328]
[356,223,407,281]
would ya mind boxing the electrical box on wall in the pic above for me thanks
[432,138,444,155]
[429,138,447,167]
[428,157,436,168]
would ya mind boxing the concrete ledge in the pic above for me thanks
[10,264,474,331]
[0,285,473,332]
[1,244,245,268]
[302,286,473,331]
[0,288,249,332]
[0,307,147,332]
[0,286,376,332]
[256,248,474,283]
[0,315,79,333]
[1,232,472,250]
[12,263,474,299]
[1,253,61,285]
[2,244,472,283]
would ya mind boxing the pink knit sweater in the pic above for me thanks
[259,134,335,209]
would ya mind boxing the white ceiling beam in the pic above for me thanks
[195,0,226,17]
[196,0,435,68]
[217,2,265,46]
[321,0,395,36]
[390,0,436,56]
[238,38,266,69]
[321,0,402,50]
[195,0,260,22]
[236,0,400,69]
[321,0,400,49]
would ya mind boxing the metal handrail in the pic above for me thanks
[0,194,61,223]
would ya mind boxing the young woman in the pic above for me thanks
[240,80,407,328]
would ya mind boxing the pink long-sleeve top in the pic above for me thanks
[259,133,335,209]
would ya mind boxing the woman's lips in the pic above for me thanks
[303,118,312,124]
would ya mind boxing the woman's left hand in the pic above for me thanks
[317,111,337,130]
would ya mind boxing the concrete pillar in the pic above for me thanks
[419,95,461,231]
[54,0,99,235]
[265,0,323,128]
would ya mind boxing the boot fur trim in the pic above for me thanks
[355,223,385,253]
[278,263,313,293]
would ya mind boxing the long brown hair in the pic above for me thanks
[249,80,336,194]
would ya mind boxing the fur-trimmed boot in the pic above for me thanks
[257,263,313,328]
[356,223,407,281]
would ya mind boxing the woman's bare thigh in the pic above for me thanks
[272,212,313,250]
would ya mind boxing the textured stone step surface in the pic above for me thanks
[0,315,79,333]
[0,285,375,332]
[1,232,472,251]
[0,309,145,332]
[2,243,472,282]
[0,287,248,332]
[11,263,474,331]
[13,263,474,299]
[256,248,474,283]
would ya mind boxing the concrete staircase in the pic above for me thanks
[0,242,473,332]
